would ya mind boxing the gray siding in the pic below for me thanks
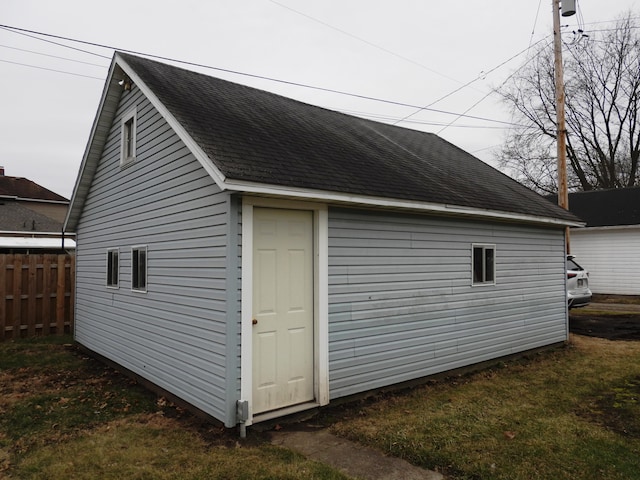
[328,208,567,399]
[75,85,235,425]
[225,195,242,422]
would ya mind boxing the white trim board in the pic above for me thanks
[240,197,329,426]
[224,180,583,228]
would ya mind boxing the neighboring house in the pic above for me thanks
[64,52,581,430]
[564,188,640,295]
[0,168,74,253]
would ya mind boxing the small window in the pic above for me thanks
[120,108,137,166]
[472,244,496,285]
[132,246,147,292]
[106,249,119,288]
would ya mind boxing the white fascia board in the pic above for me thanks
[115,54,227,190]
[571,224,640,232]
[65,57,123,232]
[0,231,76,236]
[13,198,69,205]
[225,180,585,228]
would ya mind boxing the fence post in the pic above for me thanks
[27,255,37,337]
[12,255,23,340]
[0,256,6,340]
[42,255,52,335]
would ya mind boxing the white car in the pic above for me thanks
[567,255,592,309]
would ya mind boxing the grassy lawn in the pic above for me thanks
[2,334,639,479]
[329,334,640,479]
[0,336,348,480]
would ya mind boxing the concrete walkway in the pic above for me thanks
[269,428,444,480]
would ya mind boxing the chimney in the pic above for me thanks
[0,166,4,176]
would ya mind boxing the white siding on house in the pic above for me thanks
[571,227,640,295]
[328,208,567,399]
[75,85,235,425]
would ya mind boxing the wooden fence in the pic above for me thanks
[1,254,75,341]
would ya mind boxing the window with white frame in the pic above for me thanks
[120,108,137,166]
[472,244,496,285]
[106,248,119,288]
[131,246,147,292]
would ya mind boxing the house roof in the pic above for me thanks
[0,201,65,232]
[550,187,640,227]
[66,52,582,231]
[0,175,68,202]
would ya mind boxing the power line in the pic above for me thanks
[0,23,525,128]
[529,0,543,50]
[340,109,514,129]
[0,43,108,67]
[393,35,550,126]
[436,34,554,135]
[266,0,465,86]
[0,58,104,79]
[393,12,638,129]
[0,25,110,59]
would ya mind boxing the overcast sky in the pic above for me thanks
[1,0,638,199]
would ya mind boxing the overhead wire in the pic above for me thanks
[0,43,108,67]
[443,4,639,138]
[266,0,467,86]
[0,7,635,130]
[340,109,512,129]
[0,25,110,59]
[0,23,528,128]
[437,34,557,135]
[529,0,544,49]
[0,58,104,79]
[267,0,520,131]
[393,35,550,127]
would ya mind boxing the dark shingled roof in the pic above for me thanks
[549,187,640,227]
[0,175,68,202]
[0,201,64,232]
[120,53,578,223]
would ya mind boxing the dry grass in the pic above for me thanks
[0,336,349,480]
[3,333,640,479]
[15,414,346,480]
[329,335,640,479]
[591,294,640,305]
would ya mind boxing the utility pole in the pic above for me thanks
[553,0,575,253]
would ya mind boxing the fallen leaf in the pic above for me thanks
[503,431,517,439]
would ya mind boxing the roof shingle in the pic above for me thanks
[0,201,64,232]
[0,175,68,202]
[549,187,640,227]
[118,53,579,223]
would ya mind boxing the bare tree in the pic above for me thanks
[496,13,640,193]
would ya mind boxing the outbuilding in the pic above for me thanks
[65,52,581,430]
[564,187,640,295]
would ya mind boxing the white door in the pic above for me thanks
[252,208,314,414]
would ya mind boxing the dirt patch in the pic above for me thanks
[576,375,640,438]
[591,294,640,305]
[569,314,640,340]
